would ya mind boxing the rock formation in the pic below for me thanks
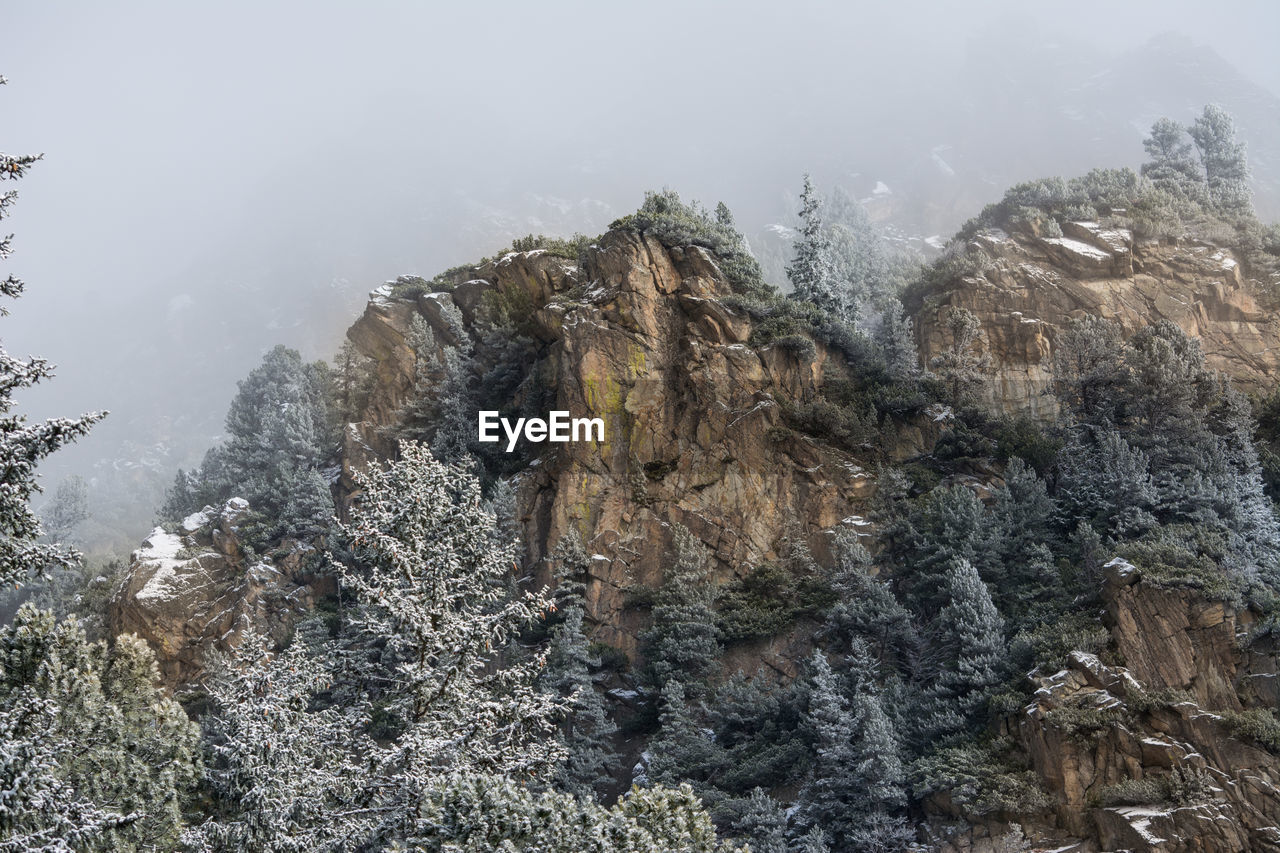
[915,222,1280,419]
[345,232,886,662]
[109,498,322,688]
[108,222,1280,850]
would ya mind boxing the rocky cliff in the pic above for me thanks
[915,222,1280,419]
[107,221,1280,851]
[344,231,896,666]
[109,500,326,689]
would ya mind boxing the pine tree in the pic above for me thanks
[1141,117,1202,196]
[877,301,920,382]
[641,524,722,692]
[0,83,105,587]
[541,604,620,799]
[726,787,788,853]
[171,346,337,524]
[930,307,988,407]
[821,529,917,671]
[279,467,334,540]
[885,484,985,619]
[410,773,741,852]
[797,648,905,848]
[0,605,200,851]
[786,175,845,319]
[923,559,1006,739]
[334,340,375,425]
[977,458,1063,626]
[646,680,722,789]
[1051,314,1126,425]
[331,441,567,840]
[182,625,373,852]
[1188,104,1251,212]
[40,475,89,545]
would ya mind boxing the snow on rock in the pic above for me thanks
[132,529,187,605]
[179,510,211,537]
[1041,236,1112,262]
[872,180,891,196]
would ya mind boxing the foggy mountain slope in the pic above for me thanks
[5,6,1280,557]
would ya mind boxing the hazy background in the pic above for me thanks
[5,0,1280,553]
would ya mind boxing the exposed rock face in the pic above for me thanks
[958,563,1280,853]
[916,224,1280,418]
[345,232,880,661]
[109,498,321,689]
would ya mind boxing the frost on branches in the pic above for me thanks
[333,441,568,834]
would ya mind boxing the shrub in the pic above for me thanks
[1095,766,1210,807]
[1223,708,1280,753]
[911,737,1053,816]
[1116,533,1242,606]
[611,190,770,296]
[715,563,835,643]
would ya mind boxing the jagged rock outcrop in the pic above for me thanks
[345,233,883,662]
[109,498,321,689]
[931,561,1280,853]
[916,223,1280,418]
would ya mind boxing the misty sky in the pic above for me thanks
[4,0,1280,544]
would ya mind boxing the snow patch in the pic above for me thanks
[1042,236,1112,262]
[872,181,891,196]
[133,529,188,604]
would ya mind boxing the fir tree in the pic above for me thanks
[1188,104,1251,212]
[641,524,722,692]
[0,83,105,587]
[331,441,567,840]
[0,605,200,851]
[786,175,845,320]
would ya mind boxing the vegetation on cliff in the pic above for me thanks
[10,105,1280,852]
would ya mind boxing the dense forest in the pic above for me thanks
[5,100,1280,852]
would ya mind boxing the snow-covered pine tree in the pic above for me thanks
[411,773,742,851]
[645,679,722,789]
[1188,104,1251,212]
[331,440,567,840]
[976,458,1063,626]
[0,604,200,851]
[541,604,620,799]
[786,175,845,320]
[182,625,373,852]
[795,651,863,845]
[726,787,788,853]
[1141,117,1203,197]
[0,84,105,587]
[641,524,722,693]
[929,307,988,407]
[922,559,1006,739]
[876,301,920,382]
[799,640,911,851]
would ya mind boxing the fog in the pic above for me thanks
[5,0,1280,551]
